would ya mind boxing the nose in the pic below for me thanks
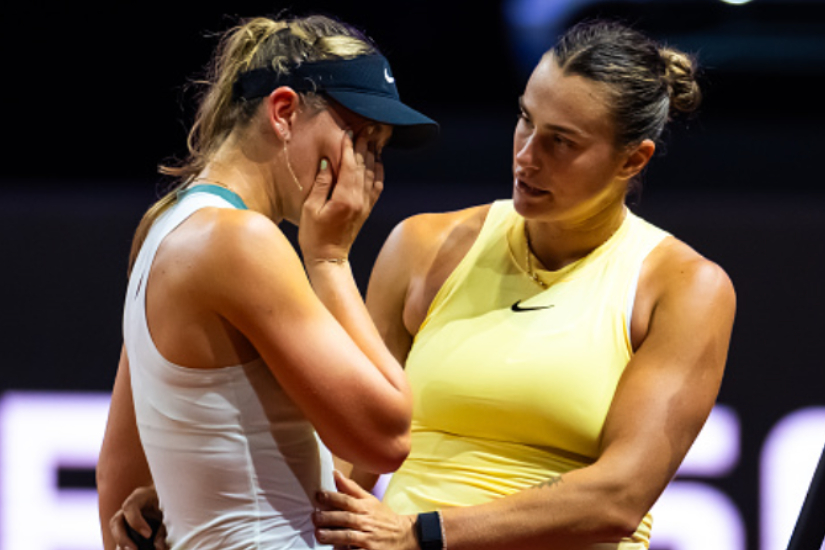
[514,132,540,176]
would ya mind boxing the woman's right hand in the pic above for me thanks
[109,485,168,550]
[298,129,384,264]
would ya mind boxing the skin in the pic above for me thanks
[311,55,736,549]
[96,85,410,550]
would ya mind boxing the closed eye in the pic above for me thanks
[552,134,575,148]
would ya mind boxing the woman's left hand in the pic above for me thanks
[313,470,417,550]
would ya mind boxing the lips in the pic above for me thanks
[515,178,549,196]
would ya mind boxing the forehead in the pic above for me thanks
[522,57,614,137]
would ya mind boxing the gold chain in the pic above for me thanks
[523,212,626,290]
[524,223,548,289]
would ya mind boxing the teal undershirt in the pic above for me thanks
[176,184,248,210]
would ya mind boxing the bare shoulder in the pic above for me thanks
[633,236,736,349]
[372,204,492,338]
[387,204,492,272]
[165,207,292,263]
[631,237,736,349]
[144,206,305,368]
[646,237,736,303]
[155,206,302,295]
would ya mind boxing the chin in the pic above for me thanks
[512,182,552,219]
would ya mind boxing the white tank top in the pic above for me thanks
[123,186,334,549]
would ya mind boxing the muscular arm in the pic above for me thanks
[433,241,736,550]
[96,346,153,550]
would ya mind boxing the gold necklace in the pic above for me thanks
[523,212,626,290]
[524,223,548,289]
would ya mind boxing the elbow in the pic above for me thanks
[373,430,411,473]
[352,427,411,474]
[589,494,650,543]
[360,391,413,473]
[321,391,412,473]
[333,423,411,474]
[600,509,646,543]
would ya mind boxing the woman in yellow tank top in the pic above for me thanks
[311,20,736,550]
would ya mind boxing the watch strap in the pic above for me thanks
[416,511,444,550]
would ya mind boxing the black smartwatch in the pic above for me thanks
[416,511,444,550]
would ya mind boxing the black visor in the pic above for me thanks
[234,55,438,148]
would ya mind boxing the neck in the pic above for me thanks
[525,202,627,271]
[198,133,290,223]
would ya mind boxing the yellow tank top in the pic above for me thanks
[382,200,670,549]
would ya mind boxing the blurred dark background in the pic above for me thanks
[1,1,823,549]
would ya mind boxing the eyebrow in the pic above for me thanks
[518,96,588,139]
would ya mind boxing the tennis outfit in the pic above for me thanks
[382,200,669,549]
[123,186,334,550]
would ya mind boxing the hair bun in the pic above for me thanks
[660,48,701,116]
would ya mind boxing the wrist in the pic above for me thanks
[309,257,348,265]
[298,242,350,266]
[304,256,351,274]
[403,515,419,550]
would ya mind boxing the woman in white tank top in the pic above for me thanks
[96,13,437,550]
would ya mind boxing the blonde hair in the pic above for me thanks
[128,14,378,273]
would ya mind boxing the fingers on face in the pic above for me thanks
[338,127,384,203]
[372,158,384,201]
[362,128,385,201]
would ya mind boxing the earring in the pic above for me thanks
[283,140,303,192]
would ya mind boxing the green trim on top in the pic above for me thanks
[177,184,248,210]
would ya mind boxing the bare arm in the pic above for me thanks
[198,134,411,474]
[314,238,736,549]
[96,346,154,550]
